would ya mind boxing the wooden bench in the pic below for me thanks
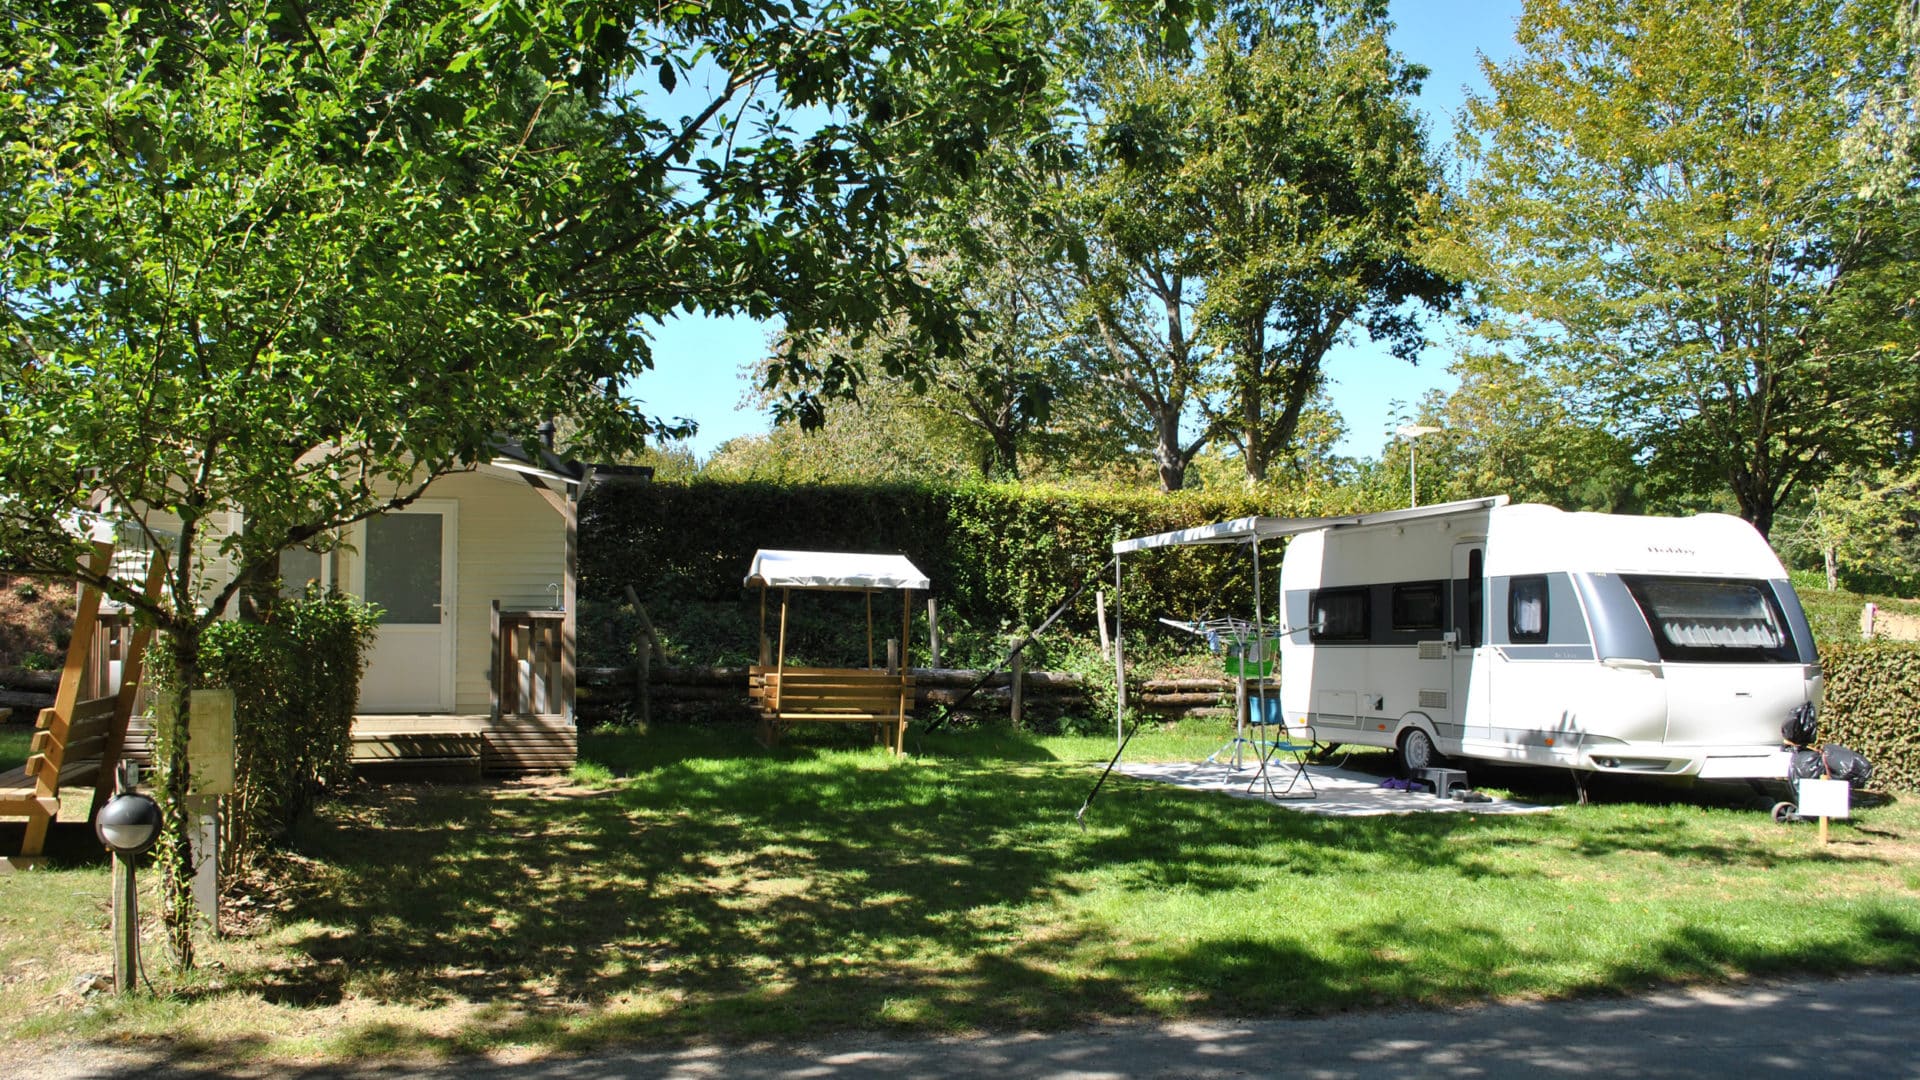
[748,665,914,755]
[0,696,118,859]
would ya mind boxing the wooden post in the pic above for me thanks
[562,481,578,725]
[777,588,790,672]
[112,852,137,993]
[866,590,875,669]
[901,590,911,671]
[759,587,770,666]
[927,597,942,669]
[1010,645,1025,727]
[887,638,900,675]
[1096,589,1111,660]
[489,600,502,722]
[623,586,655,727]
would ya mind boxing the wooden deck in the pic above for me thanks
[126,713,577,779]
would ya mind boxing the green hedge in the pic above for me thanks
[1819,641,1920,792]
[153,592,380,875]
[580,480,1374,668]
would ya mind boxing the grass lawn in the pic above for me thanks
[4,720,1920,1067]
[0,726,29,772]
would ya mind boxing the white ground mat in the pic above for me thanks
[1115,760,1556,816]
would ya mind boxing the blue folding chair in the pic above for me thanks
[1246,693,1317,800]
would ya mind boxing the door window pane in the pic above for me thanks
[278,547,323,599]
[365,514,442,624]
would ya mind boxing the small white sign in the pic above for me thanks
[1795,777,1851,819]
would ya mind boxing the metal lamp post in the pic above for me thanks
[1395,424,1443,507]
[96,762,161,995]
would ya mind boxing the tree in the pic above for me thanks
[1447,0,1920,535]
[1183,12,1456,484]
[1385,355,1642,510]
[1042,1,1453,490]
[0,0,1049,966]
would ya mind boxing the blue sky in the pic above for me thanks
[631,0,1528,461]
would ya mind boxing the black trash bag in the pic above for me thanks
[1821,745,1874,786]
[1782,702,1818,748]
[1790,744,1874,786]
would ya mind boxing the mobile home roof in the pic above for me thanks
[1112,497,1508,554]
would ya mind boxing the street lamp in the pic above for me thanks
[1394,424,1443,507]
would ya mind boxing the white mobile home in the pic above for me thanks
[1116,497,1821,781]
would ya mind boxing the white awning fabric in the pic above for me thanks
[744,549,931,591]
[1112,497,1509,554]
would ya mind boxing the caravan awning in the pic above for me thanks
[744,549,931,591]
[1112,497,1509,554]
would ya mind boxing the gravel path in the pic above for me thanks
[16,972,1920,1079]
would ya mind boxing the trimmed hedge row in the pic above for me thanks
[1820,641,1920,793]
[580,480,1372,658]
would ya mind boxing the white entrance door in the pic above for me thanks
[1451,541,1492,746]
[356,501,457,713]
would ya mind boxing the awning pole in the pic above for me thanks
[1114,551,1127,752]
[866,590,875,669]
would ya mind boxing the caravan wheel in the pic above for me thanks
[1397,727,1442,773]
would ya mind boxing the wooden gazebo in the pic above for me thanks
[744,550,928,755]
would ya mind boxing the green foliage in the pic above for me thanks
[0,0,1057,967]
[1447,0,1920,536]
[581,479,1377,669]
[1384,355,1645,512]
[1818,642,1920,792]
[149,593,381,878]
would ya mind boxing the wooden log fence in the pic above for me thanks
[578,664,1235,718]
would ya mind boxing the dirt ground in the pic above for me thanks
[0,574,74,672]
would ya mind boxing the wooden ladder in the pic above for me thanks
[0,543,163,870]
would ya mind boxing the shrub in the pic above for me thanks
[150,591,380,876]
[1818,641,1920,792]
[580,479,1371,669]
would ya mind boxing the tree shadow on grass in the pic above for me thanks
[207,725,1920,1058]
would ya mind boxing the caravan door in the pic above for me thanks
[1451,542,1493,747]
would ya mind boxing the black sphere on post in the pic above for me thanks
[96,791,162,856]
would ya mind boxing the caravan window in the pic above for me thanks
[1392,582,1445,631]
[1310,588,1369,642]
[1509,576,1550,643]
[1622,576,1796,663]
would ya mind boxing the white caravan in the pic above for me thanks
[1112,497,1821,780]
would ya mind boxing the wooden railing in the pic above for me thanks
[82,611,139,701]
[491,604,566,719]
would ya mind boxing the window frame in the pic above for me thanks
[1620,574,1799,664]
[1390,581,1446,633]
[1508,574,1550,644]
[1309,586,1370,643]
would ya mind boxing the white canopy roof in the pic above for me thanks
[744,549,931,591]
[1112,497,1509,554]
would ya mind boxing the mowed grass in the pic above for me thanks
[5,720,1920,1067]
[0,726,30,772]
